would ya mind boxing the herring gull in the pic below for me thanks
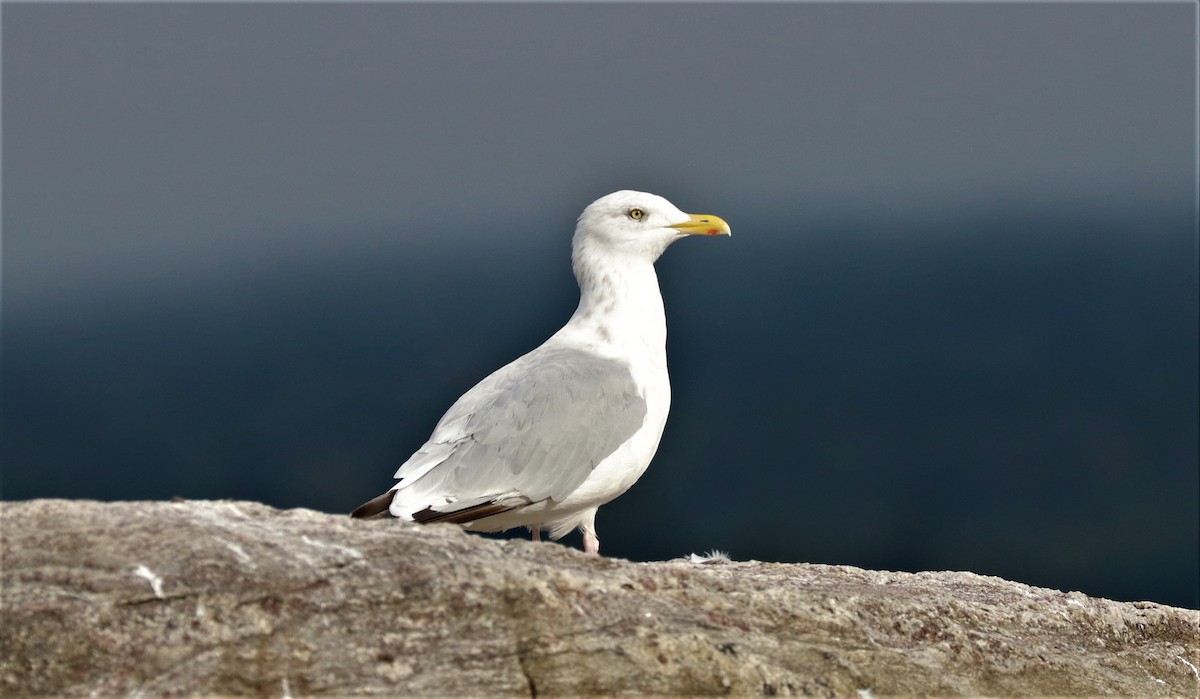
[351,190,730,554]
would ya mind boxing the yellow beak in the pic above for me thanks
[669,213,731,237]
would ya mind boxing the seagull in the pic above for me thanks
[351,190,730,554]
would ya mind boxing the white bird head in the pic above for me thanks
[573,190,731,263]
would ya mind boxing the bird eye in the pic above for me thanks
[628,208,646,221]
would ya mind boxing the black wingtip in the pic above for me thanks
[350,491,397,519]
[412,501,514,525]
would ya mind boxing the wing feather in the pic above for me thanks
[387,343,647,518]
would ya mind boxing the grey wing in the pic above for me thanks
[397,345,648,508]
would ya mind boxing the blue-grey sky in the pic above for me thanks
[3,3,1197,607]
[5,2,1193,310]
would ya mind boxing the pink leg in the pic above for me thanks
[582,530,599,555]
[530,527,541,542]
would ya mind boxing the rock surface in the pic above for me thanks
[1,499,1197,696]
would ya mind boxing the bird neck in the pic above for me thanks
[562,252,667,359]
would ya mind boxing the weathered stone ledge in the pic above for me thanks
[2,499,1197,696]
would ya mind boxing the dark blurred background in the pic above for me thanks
[3,4,1196,608]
